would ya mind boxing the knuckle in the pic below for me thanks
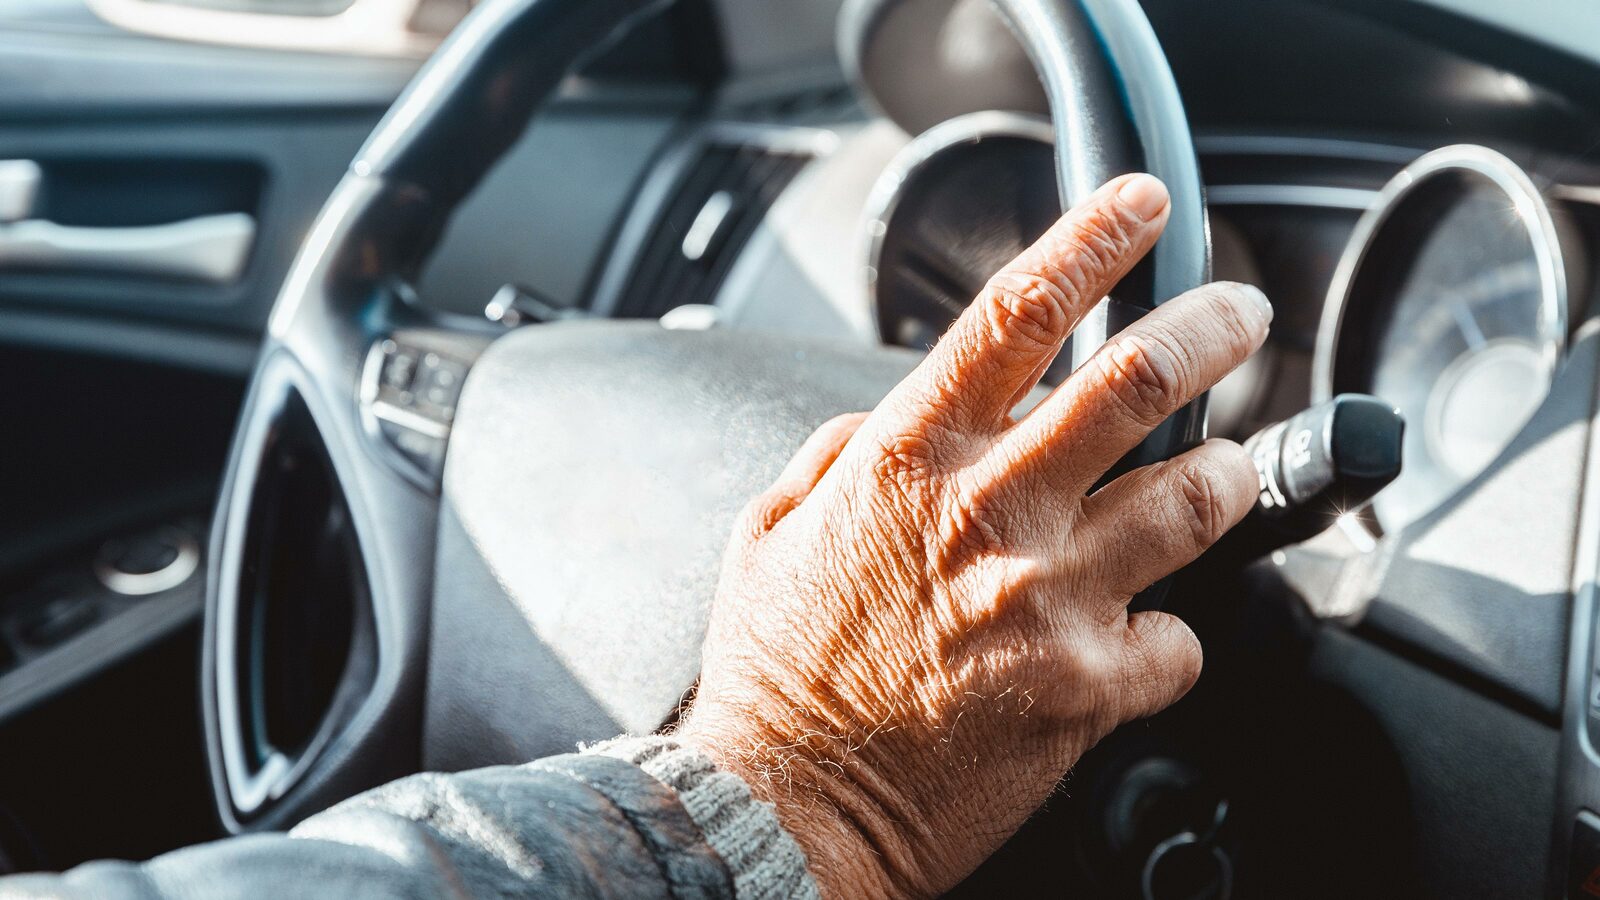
[1045,223,1131,311]
[1065,205,1139,276]
[1175,460,1229,548]
[982,202,1142,345]
[1197,281,1265,355]
[982,275,1072,351]
[872,431,941,486]
[1096,333,1186,428]
[942,484,1010,559]
[739,487,802,539]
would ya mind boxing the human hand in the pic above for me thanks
[675,174,1272,898]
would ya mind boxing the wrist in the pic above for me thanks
[675,713,915,899]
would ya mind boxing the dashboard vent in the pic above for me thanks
[613,142,810,319]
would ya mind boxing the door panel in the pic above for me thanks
[0,6,414,868]
[0,14,410,572]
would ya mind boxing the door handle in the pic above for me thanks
[0,212,256,284]
[0,160,41,223]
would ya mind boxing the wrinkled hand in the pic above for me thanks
[674,174,1272,898]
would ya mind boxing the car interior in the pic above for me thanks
[2,0,1599,896]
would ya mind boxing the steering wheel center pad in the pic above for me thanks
[426,322,922,768]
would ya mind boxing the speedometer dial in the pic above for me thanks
[1316,145,1571,535]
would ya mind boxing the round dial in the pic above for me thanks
[1318,145,1569,535]
[866,112,1060,355]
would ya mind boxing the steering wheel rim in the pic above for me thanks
[203,0,1208,832]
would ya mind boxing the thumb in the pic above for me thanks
[735,412,869,542]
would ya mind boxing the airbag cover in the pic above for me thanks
[426,322,920,768]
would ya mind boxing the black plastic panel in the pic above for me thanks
[1300,628,1557,896]
[415,105,694,316]
[1148,0,1600,156]
[0,345,241,577]
[231,388,373,779]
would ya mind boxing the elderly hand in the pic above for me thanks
[674,174,1271,898]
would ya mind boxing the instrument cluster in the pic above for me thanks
[865,123,1584,536]
[1316,145,1574,535]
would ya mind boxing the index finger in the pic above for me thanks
[877,173,1171,435]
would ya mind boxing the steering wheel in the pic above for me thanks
[200,0,1210,833]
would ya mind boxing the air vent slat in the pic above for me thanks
[615,139,811,319]
[621,147,738,317]
[653,149,756,312]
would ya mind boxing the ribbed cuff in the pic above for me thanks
[587,736,822,900]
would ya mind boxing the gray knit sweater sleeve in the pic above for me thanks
[588,736,822,900]
[0,739,821,899]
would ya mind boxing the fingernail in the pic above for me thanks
[1116,174,1169,221]
[1238,283,1274,325]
